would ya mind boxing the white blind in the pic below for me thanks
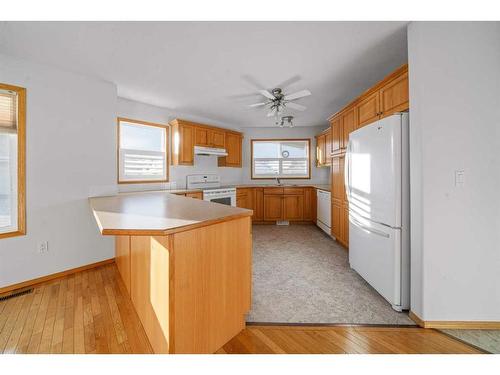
[0,91,17,131]
[252,140,309,178]
[118,120,167,182]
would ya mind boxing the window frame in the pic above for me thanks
[117,117,169,184]
[250,138,311,180]
[0,83,26,239]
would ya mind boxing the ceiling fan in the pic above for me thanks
[248,87,311,118]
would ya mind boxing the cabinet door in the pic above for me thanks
[236,188,253,210]
[331,202,342,239]
[380,71,409,117]
[341,107,356,149]
[179,124,194,165]
[283,195,304,221]
[356,90,380,128]
[210,129,226,148]
[263,195,283,221]
[331,156,344,203]
[195,127,209,146]
[253,188,264,221]
[316,134,326,166]
[115,236,131,294]
[330,116,342,154]
[325,130,332,166]
[303,188,315,222]
[219,132,242,167]
[343,202,349,248]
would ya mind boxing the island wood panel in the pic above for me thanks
[171,217,252,353]
[115,236,131,294]
[130,236,170,353]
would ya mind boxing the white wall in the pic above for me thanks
[117,98,330,189]
[408,22,500,321]
[240,126,331,184]
[0,53,117,288]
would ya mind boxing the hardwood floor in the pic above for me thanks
[0,263,482,354]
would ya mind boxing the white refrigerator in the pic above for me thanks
[345,113,410,311]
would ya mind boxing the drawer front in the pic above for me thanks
[283,187,304,195]
[263,187,284,195]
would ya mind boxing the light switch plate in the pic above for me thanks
[455,170,465,186]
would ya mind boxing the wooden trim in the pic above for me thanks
[250,138,312,180]
[117,117,170,184]
[327,63,408,121]
[0,258,115,295]
[0,83,26,240]
[409,311,500,329]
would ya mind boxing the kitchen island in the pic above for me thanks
[89,191,253,354]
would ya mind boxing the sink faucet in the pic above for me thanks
[275,177,281,185]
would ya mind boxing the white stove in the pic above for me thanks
[186,174,236,206]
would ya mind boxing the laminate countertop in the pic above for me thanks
[230,183,331,192]
[89,191,252,236]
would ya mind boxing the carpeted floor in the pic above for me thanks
[440,329,500,353]
[246,224,415,325]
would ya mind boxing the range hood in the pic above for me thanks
[194,146,228,156]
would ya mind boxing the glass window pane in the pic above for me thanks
[253,141,280,158]
[118,120,167,183]
[120,122,165,152]
[281,141,307,158]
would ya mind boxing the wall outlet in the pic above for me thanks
[38,241,49,254]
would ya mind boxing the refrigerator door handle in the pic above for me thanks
[350,216,390,238]
[344,140,351,203]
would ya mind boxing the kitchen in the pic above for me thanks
[0,20,499,358]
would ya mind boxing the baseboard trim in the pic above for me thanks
[0,258,115,295]
[409,311,500,329]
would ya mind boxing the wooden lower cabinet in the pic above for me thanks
[331,201,342,240]
[238,186,317,223]
[263,194,283,221]
[185,191,203,199]
[343,203,349,247]
[253,188,264,221]
[283,194,304,221]
[114,217,252,354]
[236,188,254,210]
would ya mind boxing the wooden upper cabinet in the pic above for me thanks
[218,132,242,168]
[195,127,209,146]
[324,129,332,166]
[380,71,409,118]
[315,134,326,167]
[329,65,409,133]
[172,119,243,167]
[170,120,195,166]
[356,90,380,128]
[330,116,342,155]
[210,129,226,148]
[341,106,356,149]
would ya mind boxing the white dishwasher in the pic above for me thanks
[316,189,331,235]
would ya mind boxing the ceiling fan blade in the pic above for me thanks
[259,90,276,100]
[248,102,267,107]
[284,89,311,101]
[286,102,306,111]
[267,107,277,117]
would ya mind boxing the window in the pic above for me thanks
[117,118,168,183]
[251,139,310,179]
[0,83,26,238]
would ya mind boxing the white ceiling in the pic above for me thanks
[0,22,408,128]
